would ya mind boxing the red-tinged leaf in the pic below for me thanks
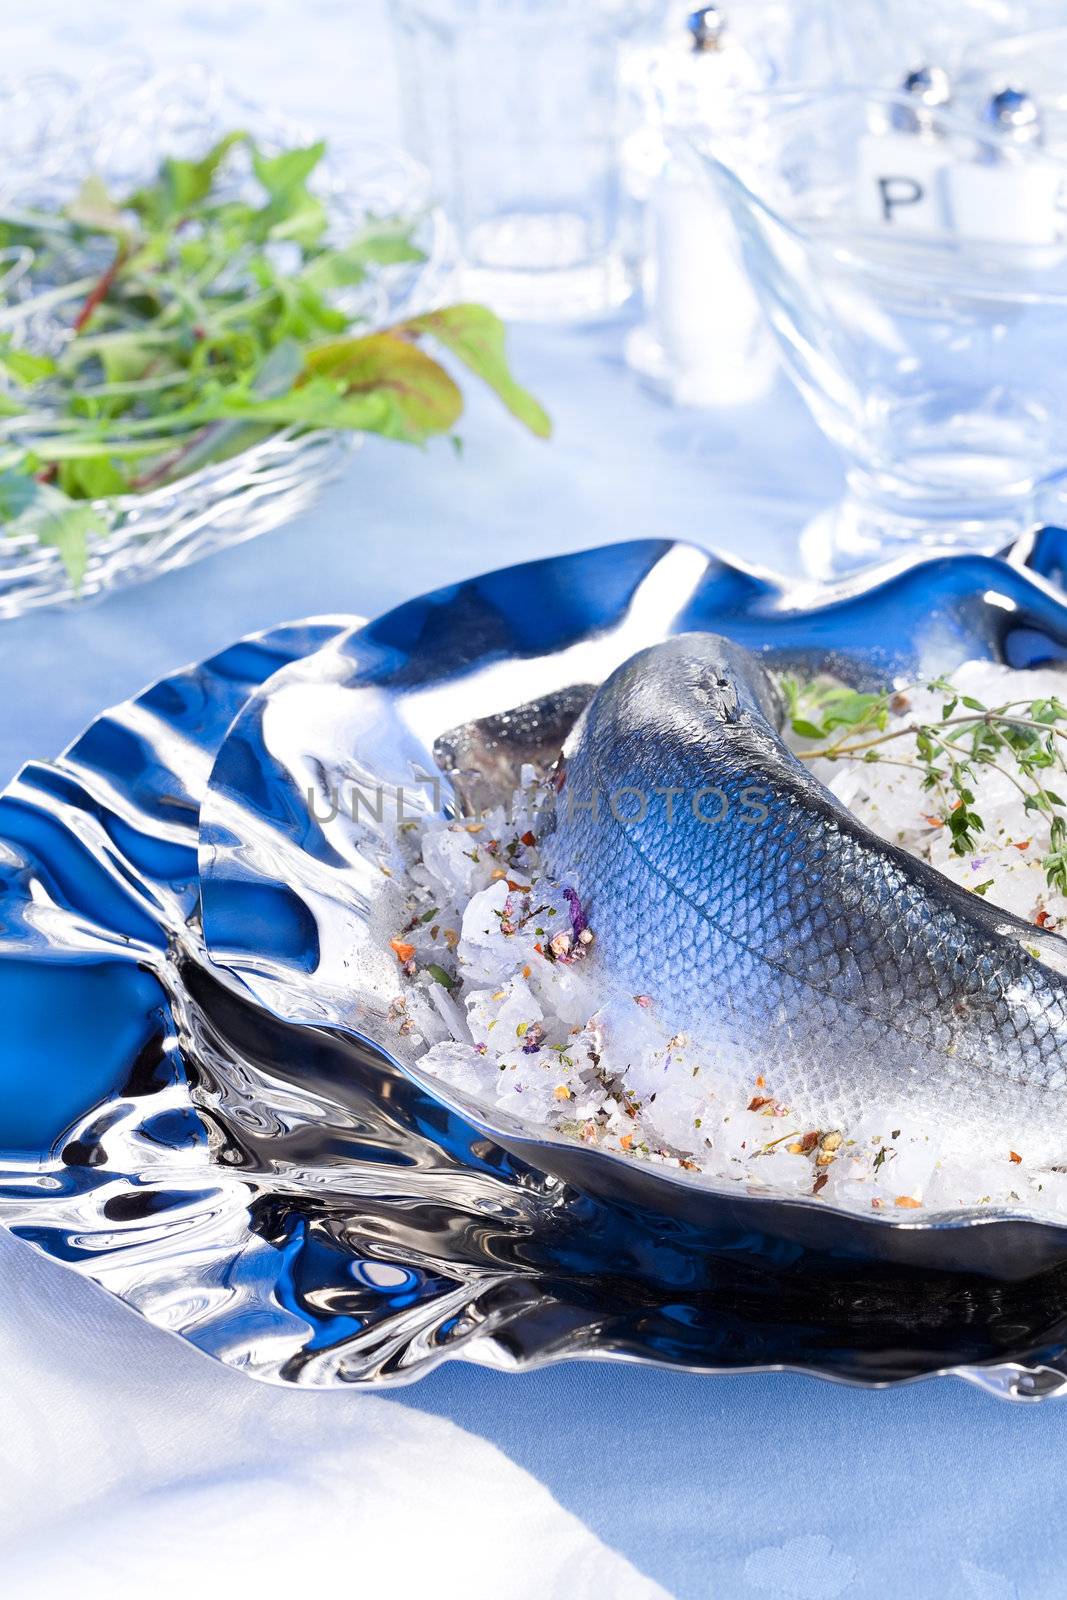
[302,332,463,441]
[401,304,551,439]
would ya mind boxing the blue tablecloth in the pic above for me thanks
[1,8,1063,1599]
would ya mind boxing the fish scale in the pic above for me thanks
[541,633,1067,1155]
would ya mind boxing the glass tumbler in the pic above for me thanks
[690,86,1067,574]
[392,0,656,320]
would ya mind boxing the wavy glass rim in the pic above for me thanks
[694,84,1067,303]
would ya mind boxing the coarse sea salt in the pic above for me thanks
[382,664,1067,1220]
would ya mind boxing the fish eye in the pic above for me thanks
[692,673,739,722]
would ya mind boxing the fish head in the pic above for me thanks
[558,632,783,768]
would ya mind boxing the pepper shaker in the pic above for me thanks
[856,65,955,233]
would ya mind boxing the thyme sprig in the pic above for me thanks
[780,674,1067,896]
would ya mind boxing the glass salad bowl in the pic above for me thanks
[9,537,1067,1394]
[0,63,451,617]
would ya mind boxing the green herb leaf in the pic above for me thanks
[128,131,247,224]
[403,304,551,439]
[55,454,129,499]
[268,193,328,248]
[792,671,1067,895]
[251,337,305,398]
[299,220,424,292]
[2,478,102,590]
[0,341,56,386]
[32,500,100,590]
[252,140,326,202]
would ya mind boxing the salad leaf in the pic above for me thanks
[252,140,326,202]
[302,332,464,440]
[299,220,425,292]
[128,131,247,225]
[0,128,550,589]
[31,501,101,591]
[0,472,104,589]
[56,455,128,498]
[404,304,551,439]
[0,342,56,387]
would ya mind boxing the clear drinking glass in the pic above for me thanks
[392,0,656,320]
[690,86,1067,574]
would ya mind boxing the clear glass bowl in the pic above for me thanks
[690,86,1067,575]
[0,63,453,616]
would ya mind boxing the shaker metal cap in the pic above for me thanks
[901,65,952,107]
[687,6,726,54]
[982,85,1043,148]
[891,64,952,134]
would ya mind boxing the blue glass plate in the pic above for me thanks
[8,535,1067,1395]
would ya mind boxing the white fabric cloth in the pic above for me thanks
[0,1232,667,1598]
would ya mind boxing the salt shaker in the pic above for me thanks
[625,4,777,406]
